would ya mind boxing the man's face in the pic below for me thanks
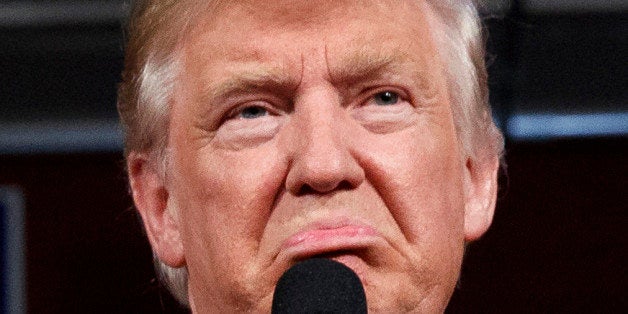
[141,1,494,312]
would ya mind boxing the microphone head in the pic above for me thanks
[271,258,367,314]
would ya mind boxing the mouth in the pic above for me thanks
[279,223,383,264]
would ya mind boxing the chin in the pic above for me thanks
[365,286,451,313]
[359,264,456,313]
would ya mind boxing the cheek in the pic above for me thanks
[170,138,287,267]
[359,124,466,244]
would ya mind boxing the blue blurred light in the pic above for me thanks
[0,120,123,155]
[507,112,628,140]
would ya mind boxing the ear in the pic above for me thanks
[463,154,499,242]
[127,152,185,267]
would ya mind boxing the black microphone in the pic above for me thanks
[271,258,367,313]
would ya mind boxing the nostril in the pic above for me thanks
[297,184,315,196]
[336,180,355,191]
[296,179,355,196]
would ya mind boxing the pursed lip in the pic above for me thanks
[279,219,382,261]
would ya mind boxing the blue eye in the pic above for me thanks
[373,91,399,106]
[239,106,268,119]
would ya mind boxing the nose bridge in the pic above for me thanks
[297,87,347,175]
[285,86,364,195]
[301,94,342,159]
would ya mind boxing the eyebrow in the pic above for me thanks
[327,47,415,85]
[201,65,299,104]
[327,46,440,104]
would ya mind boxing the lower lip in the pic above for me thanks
[282,225,379,254]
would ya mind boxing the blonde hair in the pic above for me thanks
[117,0,504,306]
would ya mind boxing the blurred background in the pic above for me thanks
[0,0,626,313]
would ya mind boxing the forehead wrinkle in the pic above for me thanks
[297,52,305,90]
[324,44,334,84]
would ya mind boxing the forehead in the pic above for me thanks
[181,0,438,60]
[172,0,447,109]
[203,0,426,29]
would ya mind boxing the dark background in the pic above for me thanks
[1,1,626,313]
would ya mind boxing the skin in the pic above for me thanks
[128,1,498,312]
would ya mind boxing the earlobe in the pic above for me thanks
[463,155,499,242]
[127,152,186,267]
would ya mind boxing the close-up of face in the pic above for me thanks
[128,1,499,313]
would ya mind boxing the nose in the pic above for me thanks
[285,93,365,196]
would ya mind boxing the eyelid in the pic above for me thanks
[225,101,272,120]
[358,86,411,107]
